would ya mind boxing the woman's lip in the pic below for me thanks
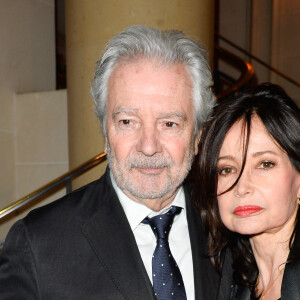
[233,205,263,217]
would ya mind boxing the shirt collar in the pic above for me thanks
[110,171,186,231]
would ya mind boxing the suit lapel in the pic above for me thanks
[81,171,155,300]
[185,184,221,300]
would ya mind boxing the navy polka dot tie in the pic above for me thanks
[143,206,187,300]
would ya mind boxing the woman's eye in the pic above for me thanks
[218,167,234,176]
[259,161,275,169]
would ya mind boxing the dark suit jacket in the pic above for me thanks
[0,168,230,299]
[226,220,300,300]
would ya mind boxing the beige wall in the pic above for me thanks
[0,90,69,241]
[15,90,69,199]
[0,0,68,240]
[0,0,56,202]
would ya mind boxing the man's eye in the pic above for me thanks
[121,120,131,125]
[165,122,177,128]
[259,161,275,169]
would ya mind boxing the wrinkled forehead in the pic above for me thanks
[107,58,193,106]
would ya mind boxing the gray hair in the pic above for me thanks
[91,25,215,135]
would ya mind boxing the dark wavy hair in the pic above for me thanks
[197,83,300,298]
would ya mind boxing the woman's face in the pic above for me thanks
[217,115,300,235]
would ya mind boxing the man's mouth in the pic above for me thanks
[135,167,165,175]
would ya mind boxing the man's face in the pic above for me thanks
[105,59,200,211]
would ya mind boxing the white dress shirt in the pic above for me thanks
[110,172,195,300]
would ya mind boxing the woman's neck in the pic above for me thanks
[249,212,296,299]
[251,232,288,279]
[250,211,296,274]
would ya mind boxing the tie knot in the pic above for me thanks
[143,206,182,239]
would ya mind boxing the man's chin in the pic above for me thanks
[127,184,169,199]
[124,187,177,211]
[130,169,168,184]
[124,177,172,200]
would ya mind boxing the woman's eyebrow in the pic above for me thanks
[218,155,236,161]
[252,150,278,157]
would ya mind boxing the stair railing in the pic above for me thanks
[217,34,300,88]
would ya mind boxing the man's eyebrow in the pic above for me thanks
[112,108,138,119]
[158,112,187,121]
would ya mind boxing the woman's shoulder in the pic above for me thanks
[281,253,300,299]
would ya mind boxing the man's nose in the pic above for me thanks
[136,125,163,156]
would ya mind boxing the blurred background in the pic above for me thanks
[1,0,300,242]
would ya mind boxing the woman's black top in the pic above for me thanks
[228,220,300,300]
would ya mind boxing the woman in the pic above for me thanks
[197,83,300,299]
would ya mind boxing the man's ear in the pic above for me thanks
[194,129,202,155]
[104,137,108,153]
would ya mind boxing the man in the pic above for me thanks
[0,26,231,299]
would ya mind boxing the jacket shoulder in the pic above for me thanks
[20,171,115,237]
